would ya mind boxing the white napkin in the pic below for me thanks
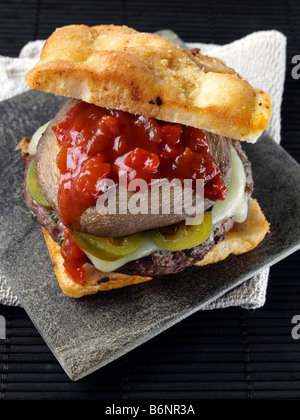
[0,30,286,308]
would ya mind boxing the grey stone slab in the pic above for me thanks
[0,90,300,380]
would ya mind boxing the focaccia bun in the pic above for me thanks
[41,199,270,298]
[25,24,272,143]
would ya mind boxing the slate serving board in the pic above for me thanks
[1,90,300,380]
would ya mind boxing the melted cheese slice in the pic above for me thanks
[28,121,51,155]
[85,235,159,272]
[211,146,248,225]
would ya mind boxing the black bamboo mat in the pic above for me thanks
[1,0,300,400]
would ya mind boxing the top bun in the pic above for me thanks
[25,24,272,142]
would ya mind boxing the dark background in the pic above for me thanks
[0,0,300,400]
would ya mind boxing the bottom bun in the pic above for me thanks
[194,198,270,266]
[41,198,269,298]
[42,226,152,298]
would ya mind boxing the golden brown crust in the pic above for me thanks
[41,198,269,298]
[25,24,272,143]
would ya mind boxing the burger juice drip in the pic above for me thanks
[52,101,228,283]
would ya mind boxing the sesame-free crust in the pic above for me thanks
[25,24,272,143]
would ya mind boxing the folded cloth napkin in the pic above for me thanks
[0,30,286,309]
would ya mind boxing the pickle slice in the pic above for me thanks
[26,159,52,209]
[149,212,212,251]
[74,231,144,261]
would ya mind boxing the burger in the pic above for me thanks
[19,24,271,298]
